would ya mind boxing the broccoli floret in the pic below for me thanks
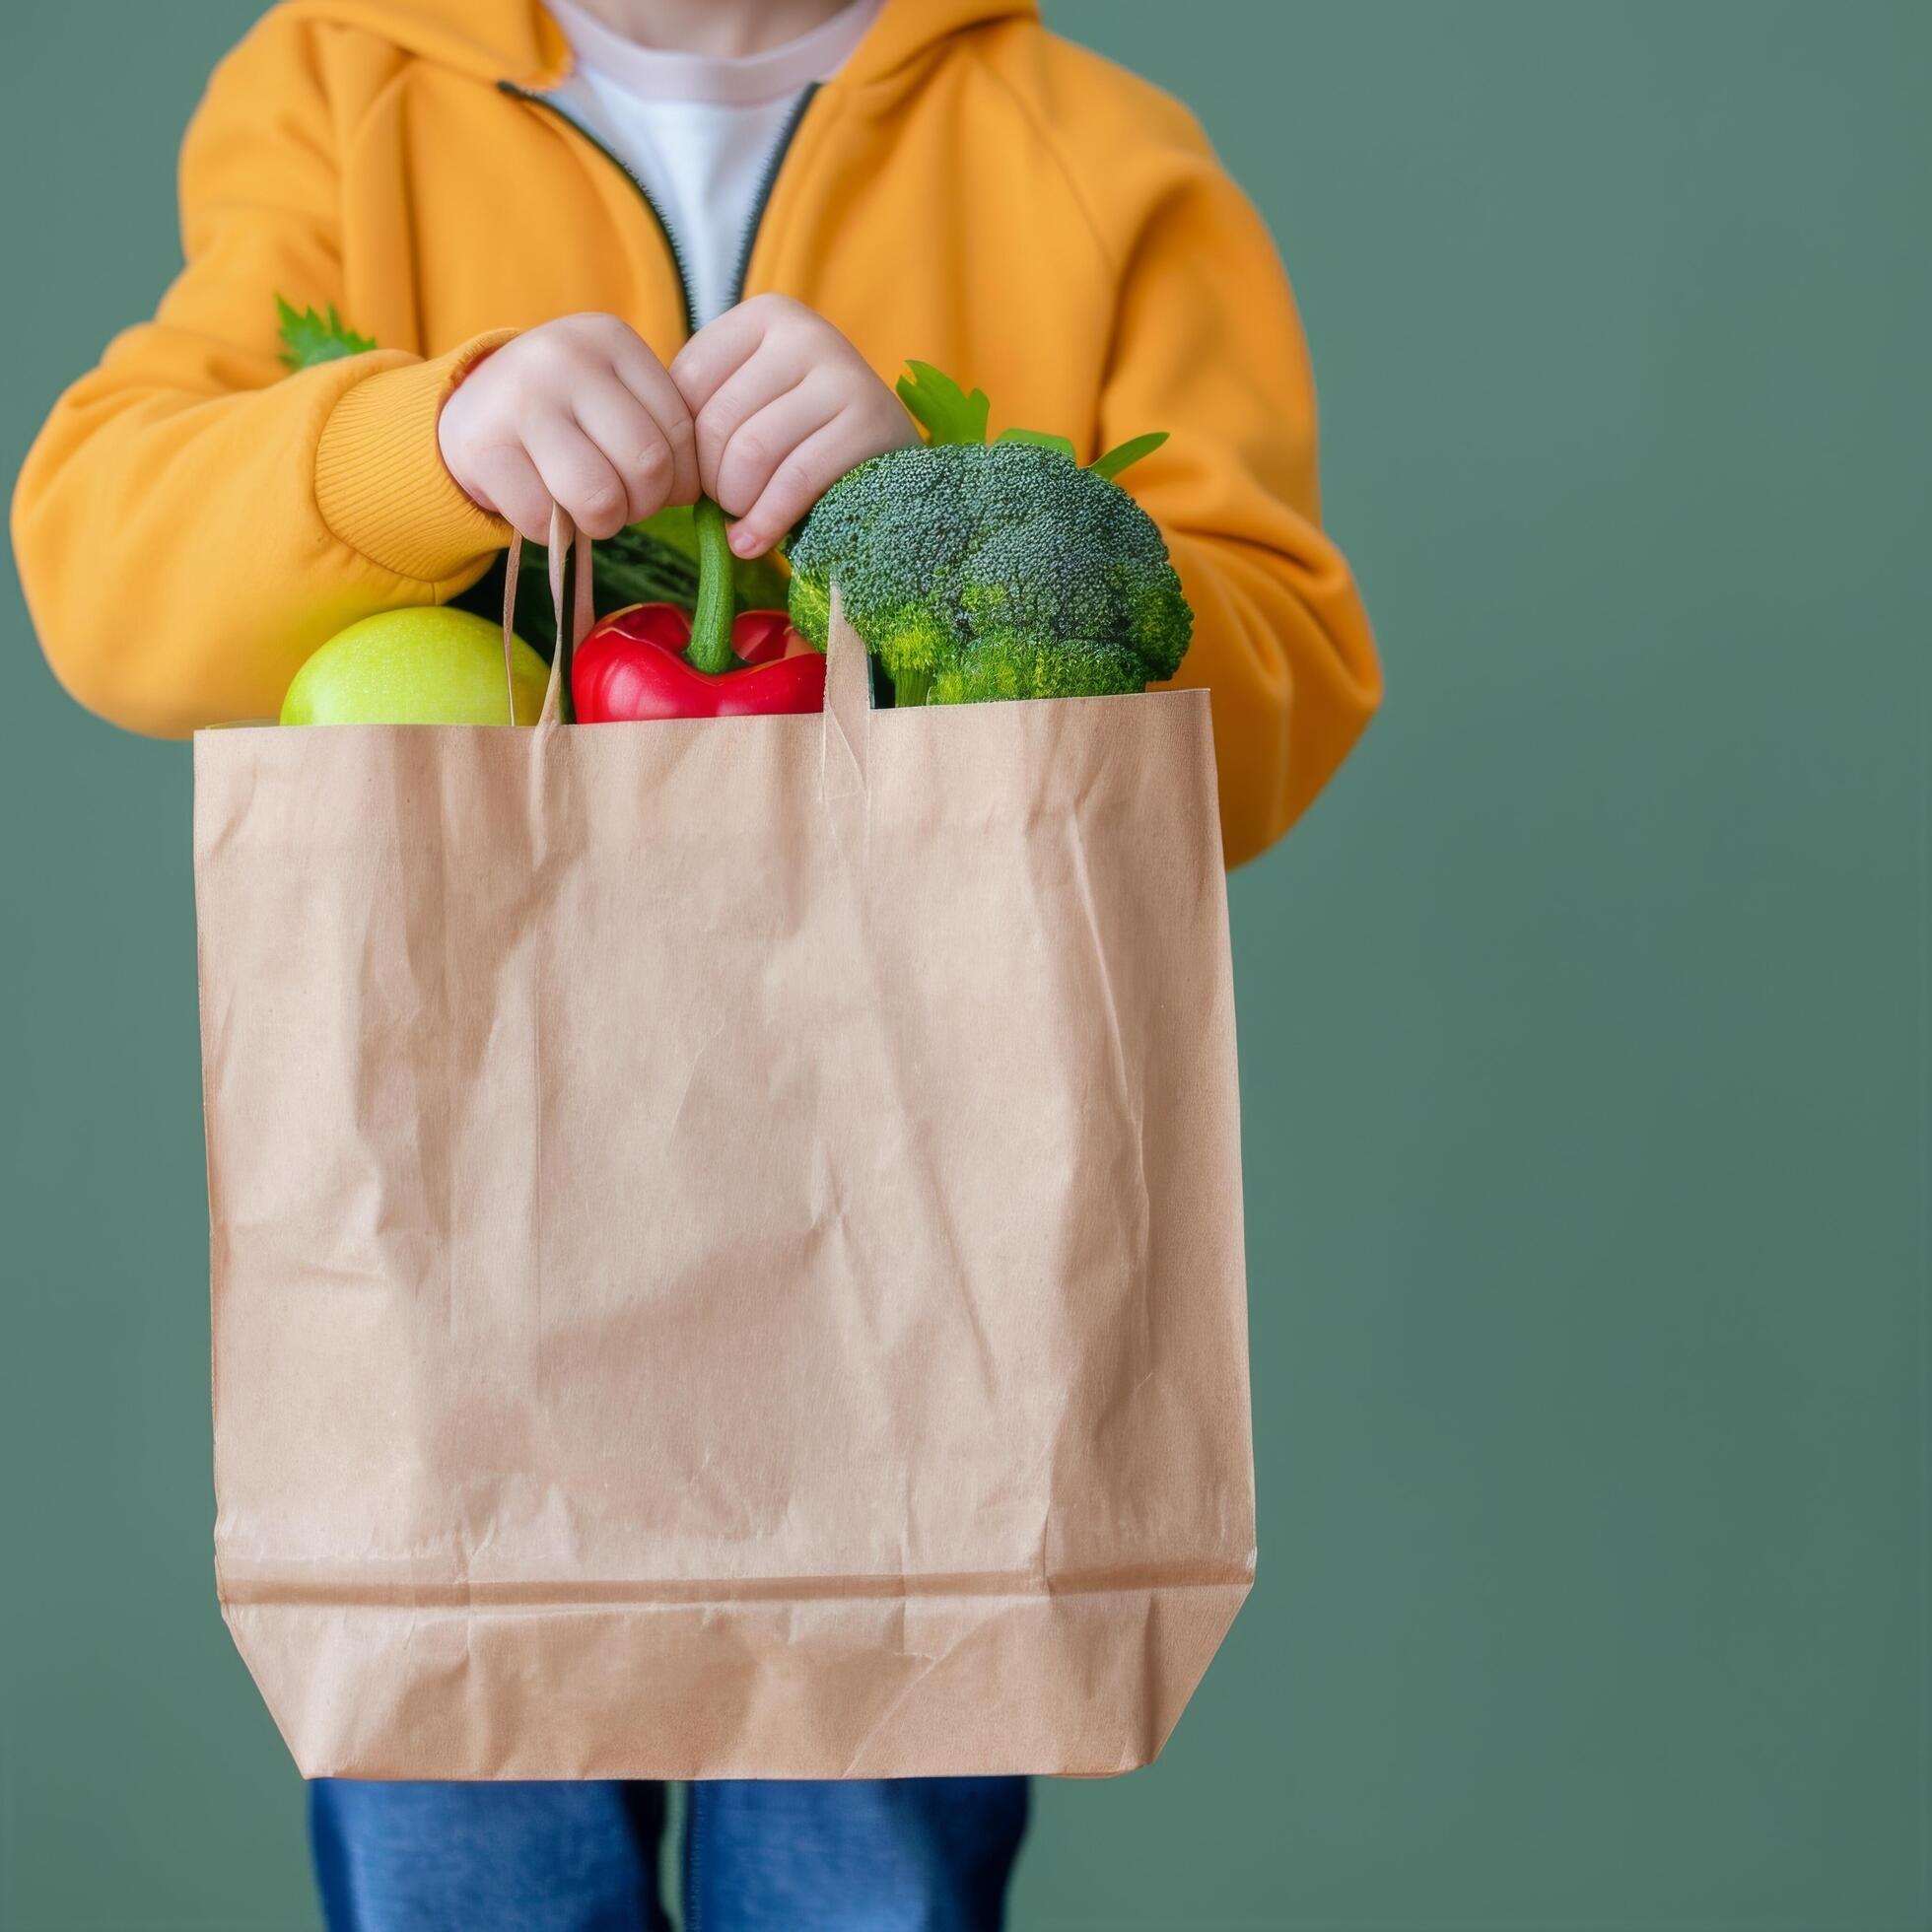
[786,442,1192,705]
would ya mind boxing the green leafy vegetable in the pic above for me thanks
[1090,430,1169,481]
[789,360,1187,704]
[894,360,1168,480]
[894,360,991,446]
[275,295,376,371]
[787,439,1191,706]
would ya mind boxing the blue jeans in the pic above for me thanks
[310,1776,1029,1931]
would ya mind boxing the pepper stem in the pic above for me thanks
[685,496,736,675]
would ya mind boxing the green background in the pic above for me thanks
[2,1,1926,1925]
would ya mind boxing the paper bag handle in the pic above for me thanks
[820,586,869,797]
[502,504,594,727]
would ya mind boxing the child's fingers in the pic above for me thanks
[457,442,552,546]
[689,356,807,502]
[570,375,680,524]
[607,342,700,506]
[711,373,841,523]
[730,413,866,558]
[522,412,633,541]
[667,298,783,414]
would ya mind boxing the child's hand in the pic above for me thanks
[437,313,698,543]
[670,295,919,558]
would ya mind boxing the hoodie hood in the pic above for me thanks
[279,0,1036,88]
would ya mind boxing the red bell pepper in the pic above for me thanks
[573,498,825,722]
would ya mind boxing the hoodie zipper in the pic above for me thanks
[498,77,821,332]
[727,82,819,309]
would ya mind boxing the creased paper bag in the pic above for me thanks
[192,529,1254,1778]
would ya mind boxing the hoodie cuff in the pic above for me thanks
[314,330,516,584]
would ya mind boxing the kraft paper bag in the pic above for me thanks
[192,516,1255,1780]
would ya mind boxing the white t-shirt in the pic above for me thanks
[544,0,884,326]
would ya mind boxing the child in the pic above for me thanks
[13,0,1381,1923]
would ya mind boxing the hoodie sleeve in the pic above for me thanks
[1083,105,1382,867]
[10,14,513,734]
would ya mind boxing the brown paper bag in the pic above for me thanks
[193,517,1254,1780]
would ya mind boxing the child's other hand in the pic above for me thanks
[437,313,698,543]
[670,295,919,558]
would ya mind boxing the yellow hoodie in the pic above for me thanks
[11,0,1380,866]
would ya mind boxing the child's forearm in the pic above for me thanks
[1162,522,1381,866]
[13,332,509,733]
[13,7,517,736]
[1069,92,1381,862]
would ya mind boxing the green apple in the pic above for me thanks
[281,606,551,725]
